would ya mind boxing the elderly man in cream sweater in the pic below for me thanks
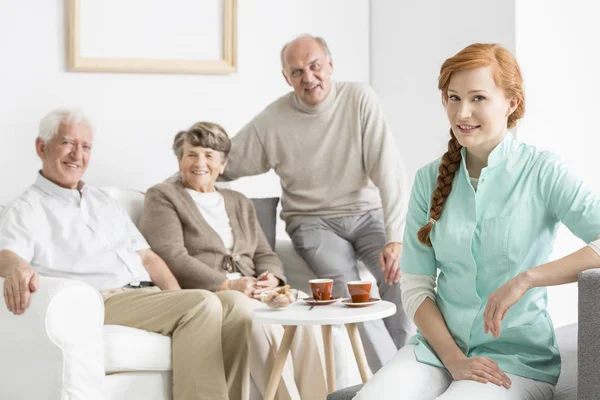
[223,34,412,372]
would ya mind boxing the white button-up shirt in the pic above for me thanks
[0,173,151,290]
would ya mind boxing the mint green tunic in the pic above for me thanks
[401,133,600,384]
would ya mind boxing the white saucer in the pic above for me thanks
[301,296,342,306]
[342,298,381,308]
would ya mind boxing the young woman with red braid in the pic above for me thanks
[353,43,600,399]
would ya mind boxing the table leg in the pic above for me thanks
[264,325,297,400]
[322,325,336,393]
[345,323,373,383]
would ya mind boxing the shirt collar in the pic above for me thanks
[460,132,520,169]
[291,81,338,114]
[35,172,85,202]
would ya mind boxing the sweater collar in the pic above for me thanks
[291,81,338,114]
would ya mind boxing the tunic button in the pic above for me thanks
[232,253,241,262]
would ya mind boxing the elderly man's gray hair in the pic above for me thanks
[280,34,332,68]
[38,108,93,143]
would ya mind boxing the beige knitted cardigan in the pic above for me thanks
[139,180,285,291]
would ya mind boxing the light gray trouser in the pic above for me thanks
[286,209,413,372]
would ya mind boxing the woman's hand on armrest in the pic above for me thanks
[414,298,512,389]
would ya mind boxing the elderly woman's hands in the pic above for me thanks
[219,276,257,297]
[217,272,281,299]
[252,272,280,299]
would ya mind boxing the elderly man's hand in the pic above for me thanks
[379,242,403,285]
[3,265,39,315]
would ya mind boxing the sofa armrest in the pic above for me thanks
[0,276,105,400]
[578,268,600,399]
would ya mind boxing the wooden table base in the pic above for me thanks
[345,323,373,382]
[263,323,374,400]
[322,325,336,392]
[264,325,297,400]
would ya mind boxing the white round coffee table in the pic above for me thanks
[254,299,396,399]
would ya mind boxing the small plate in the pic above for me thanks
[301,296,342,306]
[342,298,381,308]
[263,305,291,311]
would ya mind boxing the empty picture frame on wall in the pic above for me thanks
[67,0,237,74]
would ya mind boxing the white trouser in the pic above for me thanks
[352,345,555,400]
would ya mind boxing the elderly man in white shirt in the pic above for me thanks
[0,108,252,400]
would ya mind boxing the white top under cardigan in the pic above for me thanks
[186,189,234,252]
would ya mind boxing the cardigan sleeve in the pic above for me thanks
[139,186,227,291]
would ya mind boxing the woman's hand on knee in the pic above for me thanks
[445,356,512,389]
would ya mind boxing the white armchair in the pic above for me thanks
[0,276,106,400]
[0,187,368,399]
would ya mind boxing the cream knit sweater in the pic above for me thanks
[224,81,408,243]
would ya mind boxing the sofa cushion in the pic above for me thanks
[101,187,145,226]
[104,325,171,373]
[251,197,279,251]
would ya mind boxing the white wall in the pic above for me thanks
[515,0,600,327]
[370,0,516,187]
[0,0,369,206]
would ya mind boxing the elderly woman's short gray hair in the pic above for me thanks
[38,108,93,143]
[173,122,231,161]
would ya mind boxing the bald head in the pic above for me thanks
[280,35,331,69]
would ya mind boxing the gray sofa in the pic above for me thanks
[328,269,600,400]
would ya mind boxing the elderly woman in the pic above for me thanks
[139,122,326,400]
